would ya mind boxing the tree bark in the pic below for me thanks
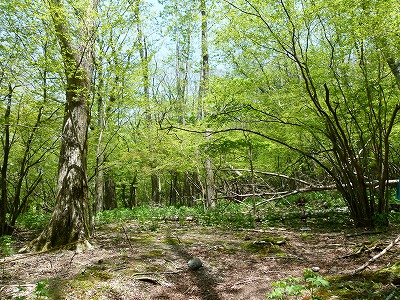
[205,129,216,208]
[104,174,117,210]
[151,174,161,205]
[198,2,215,208]
[0,84,12,235]
[94,57,105,216]
[129,174,138,208]
[169,171,178,206]
[22,0,97,251]
[198,0,209,120]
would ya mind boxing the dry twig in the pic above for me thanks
[350,234,400,275]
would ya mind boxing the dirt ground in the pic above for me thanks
[1,220,399,300]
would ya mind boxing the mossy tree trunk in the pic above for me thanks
[24,0,97,252]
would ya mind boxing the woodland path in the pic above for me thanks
[1,221,399,299]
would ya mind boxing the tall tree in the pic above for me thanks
[25,0,98,251]
[0,1,62,236]
[135,0,161,205]
[93,55,106,216]
[0,84,12,235]
[217,0,400,227]
[198,0,209,121]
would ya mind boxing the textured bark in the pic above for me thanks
[22,0,97,252]
[27,91,91,251]
[104,175,117,210]
[0,84,12,235]
[198,1,215,208]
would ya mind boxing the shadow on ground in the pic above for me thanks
[169,243,223,300]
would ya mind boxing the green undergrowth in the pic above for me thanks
[316,263,400,299]
[94,192,354,231]
[12,191,400,233]
[267,268,330,299]
[0,235,14,257]
[267,264,400,299]
[16,210,51,231]
[95,202,257,230]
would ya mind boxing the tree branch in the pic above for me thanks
[350,234,400,275]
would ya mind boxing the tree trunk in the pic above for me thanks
[169,171,178,206]
[94,58,105,216]
[0,84,12,235]
[205,130,216,208]
[129,174,138,208]
[198,1,215,209]
[198,0,209,120]
[135,0,150,111]
[104,174,117,210]
[27,96,92,251]
[22,0,97,252]
[151,174,161,205]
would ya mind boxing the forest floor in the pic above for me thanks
[1,219,400,299]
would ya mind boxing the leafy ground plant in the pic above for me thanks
[0,235,14,257]
[267,269,329,299]
[34,280,50,299]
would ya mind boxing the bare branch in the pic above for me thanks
[350,234,400,275]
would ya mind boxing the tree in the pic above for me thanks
[0,84,12,235]
[24,0,98,251]
[0,1,62,236]
[216,0,400,227]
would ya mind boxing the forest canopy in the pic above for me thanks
[1,0,400,249]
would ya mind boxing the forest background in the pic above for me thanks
[1,0,400,251]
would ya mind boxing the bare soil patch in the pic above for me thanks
[1,221,399,299]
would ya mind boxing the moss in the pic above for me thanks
[318,264,400,299]
[209,243,238,254]
[242,238,285,255]
[300,233,313,239]
[124,261,163,275]
[141,249,164,258]
[76,267,114,282]
[163,236,181,245]
[129,234,155,243]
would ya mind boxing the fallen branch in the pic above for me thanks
[131,271,181,276]
[121,225,133,250]
[350,234,400,275]
[345,231,383,237]
[135,277,161,285]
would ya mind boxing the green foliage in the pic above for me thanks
[95,202,256,229]
[322,265,400,299]
[0,235,14,257]
[95,191,353,231]
[34,280,50,299]
[16,211,51,231]
[266,269,329,299]
[3,0,400,244]
[198,204,255,229]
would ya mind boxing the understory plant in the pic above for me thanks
[267,268,329,299]
[0,235,14,257]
